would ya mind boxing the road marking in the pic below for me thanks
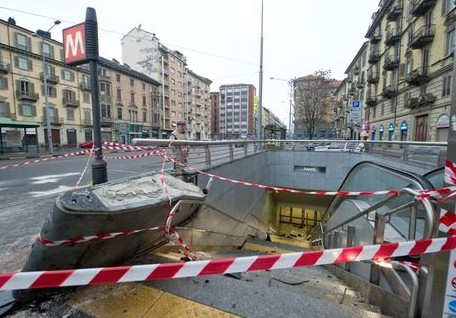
[28,185,73,197]
[30,173,80,184]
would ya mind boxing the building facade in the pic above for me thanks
[219,84,256,139]
[187,70,212,140]
[210,92,220,138]
[339,0,454,142]
[0,18,161,155]
[121,26,212,139]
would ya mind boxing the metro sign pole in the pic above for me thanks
[63,8,107,185]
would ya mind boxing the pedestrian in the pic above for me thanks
[169,120,189,177]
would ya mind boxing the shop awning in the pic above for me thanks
[0,118,40,128]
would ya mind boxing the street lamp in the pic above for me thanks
[270,77,293,140]
[33,20,61,155]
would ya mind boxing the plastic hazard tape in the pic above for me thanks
[167,155,456,200]
[1,236,455,291]
[37,226,162,246]
[0,150,90,171]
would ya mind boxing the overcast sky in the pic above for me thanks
[1,0,379,127]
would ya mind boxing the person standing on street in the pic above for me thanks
[169,120,189,177]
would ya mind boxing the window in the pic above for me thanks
[15,33,29,51]
[0,77,8,89]
[443,75,452,97]
[142,95,146,106]
[62,69,74,81]
[20,104,35,117]
[101,104,111,118]
[117,108,122,120]
[116,74,121,82]
[142,83,146,90]
[129,109,138,122]
[117,89,122,99]
[63,89,76,102]
[83,92,91,103]
[446,28,455,56]
[130,79,134,86]
[130,92,135,104]
[153,113,159,123]
[66,108,75,120]
[42,84,56,97]
[42,42,52,58]
[143,111,147,122]
[99,82,111,96]
[0,100,10,117]
[19,80,32,94]
[16,56,31,71]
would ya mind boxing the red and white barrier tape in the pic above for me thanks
[105,149,166,161]
[37,226,162,246]
[167,155,456,200]
[0,150,90,171]
[1,235,454,291]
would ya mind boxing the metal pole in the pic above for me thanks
[162,56,165,137]
[288,80,292,140]
[36,20,60,155]
[257,0,264,140]
[42,48,53,155]
[85,8,107,184]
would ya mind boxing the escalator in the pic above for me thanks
[312,161,442,317]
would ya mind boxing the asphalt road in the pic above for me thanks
[0,151,172,273]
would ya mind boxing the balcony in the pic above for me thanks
[368,50,381,64]
[100,117,114,126]
[40,72,59,85]
[370,33,382,44]
[410,0,437,17]
[367,71,379,84]
[41,116,64,125]
[405,97,419,109]
[381,85,397,98]
[63,98,80,108]
[357,80,365,88]
[417,93,436,105]
[0,62,11,74]
[79,83,91,91]
[16,90,39,102]
[82,119,92,126]
[366,96,378,106]
[409,24,435,49]
[385,28,401,46]
[387,5,403,21]
[405,67,429,86]
[383,55,400,70]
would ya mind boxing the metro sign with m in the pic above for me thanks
[63,23,87,66]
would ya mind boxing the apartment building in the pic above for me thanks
[338,0,454,142]
[210,92,220,138]
[122,26,212,138]
[219,84,256,139]
[187,70,212,140]
[96,57,161,144]
[0,18,161,156]
[262,107,286,139]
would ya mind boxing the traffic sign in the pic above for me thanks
[352,100,361,108]
[63,23,87,66]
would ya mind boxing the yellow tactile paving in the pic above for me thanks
[143,291,237,318]
[67,282,238,318]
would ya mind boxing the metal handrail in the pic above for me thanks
[391,261,419,318]
[322,187,434,240]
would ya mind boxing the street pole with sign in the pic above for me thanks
[63,8,107,184]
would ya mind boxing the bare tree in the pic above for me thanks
[294,70,339,140]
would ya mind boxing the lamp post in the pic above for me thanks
[270,77,294,140]
[33,20,61,155]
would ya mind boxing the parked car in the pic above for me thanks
[79,141,94,148]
